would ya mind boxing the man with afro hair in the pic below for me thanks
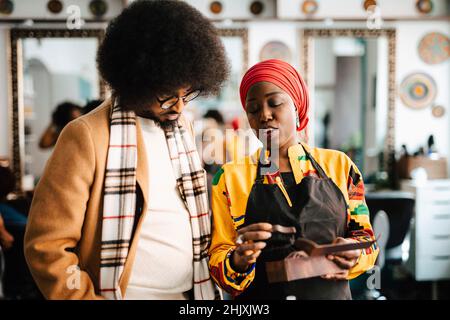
[25,0,229,300]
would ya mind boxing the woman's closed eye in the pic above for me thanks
[247,99,284,114]
[268,99,284,107]
[246,103,259,114]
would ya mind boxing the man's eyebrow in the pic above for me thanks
[160,88,194,98]
[157,93,173,99]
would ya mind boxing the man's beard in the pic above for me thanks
[135,108,179,130]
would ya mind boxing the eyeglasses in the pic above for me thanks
[156,89,201,110]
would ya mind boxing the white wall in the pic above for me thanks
[184,0,276,19]
[245,20,449,168]
[247,21,300,68]
[0,0,123,20]
[186,0,448,19]
[277,0,448,19]
[1,2,449,171]
[394,21,450,165]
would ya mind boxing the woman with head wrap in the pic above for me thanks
[208,59,378,300]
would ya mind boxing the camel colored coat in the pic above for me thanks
[24,99,194,299]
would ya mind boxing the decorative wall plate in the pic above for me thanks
[250,1,264,15]
[431,105,445,118]
[89,0,108,18]
[0,0,14,15]
[47,0,63,14]
[260,41,292,63]
[210,1,222,14]
[399,72,437,110]
[363,0,377,11]
[301,0,318,15]
[418,32,450,64]
[416,0,433,14]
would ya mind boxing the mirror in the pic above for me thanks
[189,28,260,167]
[188,28,248,122]
[9,29,105,192]
[301,29,396,180]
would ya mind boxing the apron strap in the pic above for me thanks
[300,144,329,180]
[255,144,330,183]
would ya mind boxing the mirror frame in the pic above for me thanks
[8,28,106,192]
[300,28,397,175]
[217,28,249,76]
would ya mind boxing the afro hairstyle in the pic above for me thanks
[97,0,229,110]
[82,99,104,114]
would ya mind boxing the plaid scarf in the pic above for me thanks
[99,103,219,300]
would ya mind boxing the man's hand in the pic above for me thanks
[321,237,361,281]
[231,222,272,273]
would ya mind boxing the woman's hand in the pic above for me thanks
[321,237,361,281]
[231,222,272,273]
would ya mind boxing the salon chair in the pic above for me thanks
[350,191,414,300]
[365,192,415,264]
[365,192,415,299]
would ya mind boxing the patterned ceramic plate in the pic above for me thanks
[399,73,437,110]
[416,0,433,14]
[431,105,445,118]
[210,1,222,14]
[250,1,264,15]
[301,0,318,15]
[0,0,14,15]
[418,32,450,64]
[363,0,377,11]
[47,0,63,14]
[89,0,108,17]
[260,41,292,63]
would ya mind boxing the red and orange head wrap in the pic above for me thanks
[239,59,309,131]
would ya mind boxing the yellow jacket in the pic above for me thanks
[208,143,379,296]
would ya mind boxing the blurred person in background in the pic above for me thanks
[38,101,83,149]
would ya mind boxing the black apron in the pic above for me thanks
[236,145,352,300]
